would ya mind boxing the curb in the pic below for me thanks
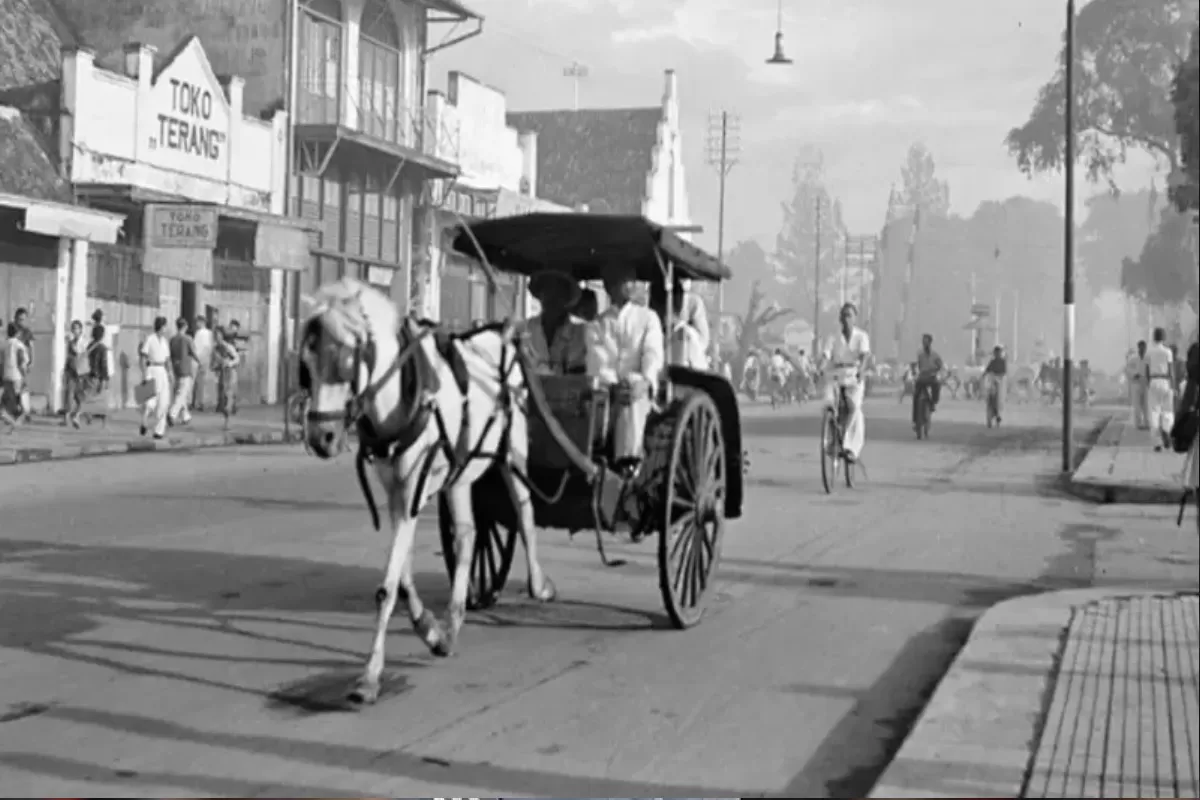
[1066,414,1182,505]
[0,429,304,466]
[867,588,1187,799]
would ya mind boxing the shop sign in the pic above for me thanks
[145,38,231,182]
[145,204,218,249]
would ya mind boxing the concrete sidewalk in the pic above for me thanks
[870,502,1200,800]
[0,405,301,466]
[1071,410,1191,505]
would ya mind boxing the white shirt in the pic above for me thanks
[2,337,28,381]
[586,302,665,389]
[822,327,870,384]
[1146,343,1173,379]
[193,327,214,362]
[140,333,171,366]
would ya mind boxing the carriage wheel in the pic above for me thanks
[820,407,839,494]
[437,482,518,611]
[658,391,727,630]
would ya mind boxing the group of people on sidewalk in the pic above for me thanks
[136,315,245,439]
[1124,327,1192,453]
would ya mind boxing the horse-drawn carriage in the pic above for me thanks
[441,213,745,629]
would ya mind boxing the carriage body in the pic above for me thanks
[435,214,743,628]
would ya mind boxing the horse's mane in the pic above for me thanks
[304,277,400,344]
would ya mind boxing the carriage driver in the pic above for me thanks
[587,262,665,466]
[821,302,871,463]
[525,269,588,375]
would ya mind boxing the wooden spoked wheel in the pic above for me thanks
[437,479,518,611]
[658,391,726,630]
[820,406,840,495]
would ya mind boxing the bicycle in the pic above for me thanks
[820,379,857,494]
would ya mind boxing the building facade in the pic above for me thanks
[0,105,124,412]
[419,71,570,329]
[60,39,308,407]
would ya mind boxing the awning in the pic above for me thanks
[495,188,572,218]
[0,191,124,243]
[420,0,481,20]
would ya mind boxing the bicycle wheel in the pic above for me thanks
[820,407,839,494]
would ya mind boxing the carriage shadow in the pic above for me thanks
[0,537,662,710]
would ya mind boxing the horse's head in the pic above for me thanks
[298,278,401,458]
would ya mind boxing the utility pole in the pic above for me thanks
[814,195,822,352]
[563,62,588,110]
[1062,0,1077,473]
[700,110,739,362]
[1013,291,1020,362]
[705,111,741,363]
[857,235,867,317]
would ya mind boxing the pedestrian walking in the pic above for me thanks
[1127,341,1149,429]
[1,322,30,429]
[168,316,200,425]
[191,315,213,411]
[85,321,110,399]
[1147,328,1176,451]
[213,326,240,425]
[138,316,171,439]
[63,320,91,427]
[225,319,247,415]
[12,307,34,422]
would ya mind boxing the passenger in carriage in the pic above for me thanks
[650,275,710,370]
[524,269,588,375]
[588,262,665,467]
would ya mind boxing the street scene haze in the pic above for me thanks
[1,0,1198,797]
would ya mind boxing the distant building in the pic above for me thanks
[420,71,571,329]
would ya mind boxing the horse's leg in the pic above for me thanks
[441,485,477,652]
[499,458,556,602]
[351,481,440,703]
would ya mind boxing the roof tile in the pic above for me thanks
[0,106,73,203]
[0,0,76,91]
[506,107,662,216]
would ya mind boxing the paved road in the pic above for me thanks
[0,396,1156,797]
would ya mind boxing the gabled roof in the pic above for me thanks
[505,107,662,216]
[0,0,78,90]
[0,105,72,203]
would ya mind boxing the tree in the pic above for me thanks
[1121,207,1199,312]
[721,239,779,324]
[1077,188,1164,291]
[898,143,950,217]
[728,281,792,386]
[772,154,844,334]
[1006,0,1197,184]
[1172,23,1200,212]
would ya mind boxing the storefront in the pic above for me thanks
[62,39,309,406]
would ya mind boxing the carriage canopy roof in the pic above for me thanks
[450,213,731,283]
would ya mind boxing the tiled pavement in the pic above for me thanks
[0,405,301,466]
[1071,410,1193,504]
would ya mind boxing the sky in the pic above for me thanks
[428,0,1162,253]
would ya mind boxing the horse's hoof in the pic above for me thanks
[430,635,453,658]
[529,576,557,603]
[348,679,380,705]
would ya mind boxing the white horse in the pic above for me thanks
[299,277,557,703]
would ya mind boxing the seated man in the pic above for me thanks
[913,333,943,427]
[650,276,710,370]
[525,269,587,375]
[587,262,664,464]
[821,303,870,462]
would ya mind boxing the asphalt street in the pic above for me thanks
[0,395,1164,797]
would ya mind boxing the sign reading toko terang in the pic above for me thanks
[145,38,231,182]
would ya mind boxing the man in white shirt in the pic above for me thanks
[1146,327,1176,450]
[821,302,871,462]
[1127,340,1149,429]
[192,315,214,411]
[139,315,172,439]
[587,262,665,463]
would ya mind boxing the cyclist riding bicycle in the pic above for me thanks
[913,333,943,430]
[820,302,871,463]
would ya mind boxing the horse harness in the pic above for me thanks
[303,316,518,530]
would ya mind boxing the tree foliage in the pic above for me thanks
[1078,188,1165,290]
[721,239,779,323]
[1121,207,1199,310]
[772,153,845,335]
[1005,0,1197,183]
[1172,23,1200,211]
[727,281,793,385]
[898,143,950,217]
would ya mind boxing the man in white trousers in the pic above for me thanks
[821,302,871,462]
[139,316,172,439]
[1146,327,1176,451]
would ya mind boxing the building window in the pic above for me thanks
[358,0,401,143]
[298,0,342,125]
